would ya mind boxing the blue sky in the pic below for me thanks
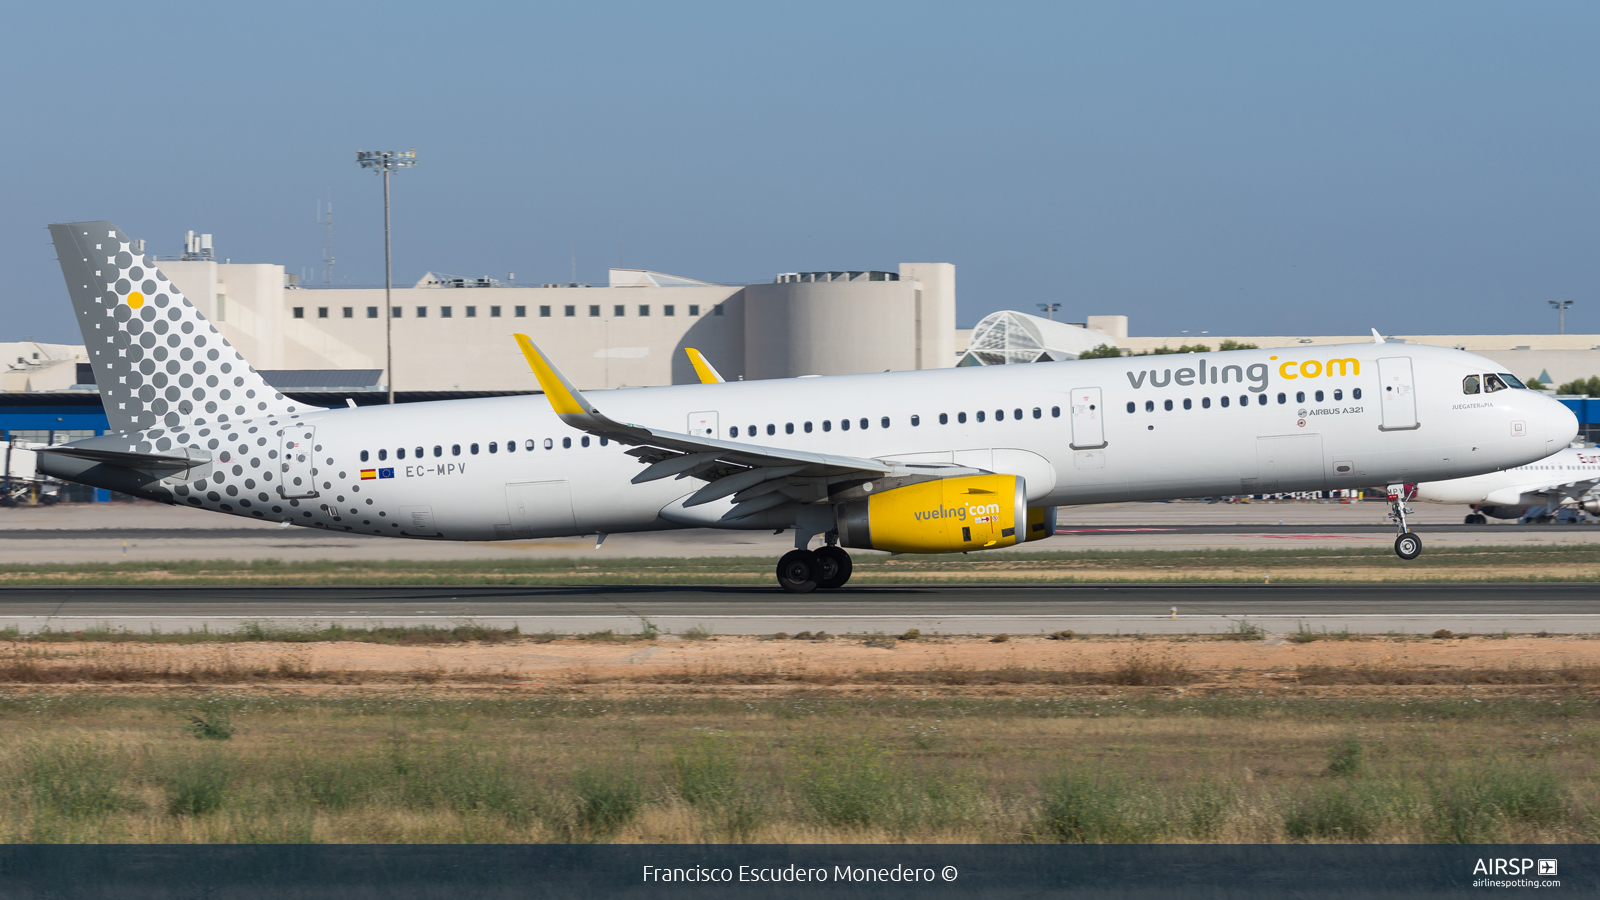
[5,1,1597,341]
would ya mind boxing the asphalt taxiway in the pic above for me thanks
[4,583,1596,637]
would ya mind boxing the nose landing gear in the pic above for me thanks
[1387,483,1423,560]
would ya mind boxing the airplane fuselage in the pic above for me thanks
[49,343,1574,541]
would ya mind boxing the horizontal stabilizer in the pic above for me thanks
[37,445,207,473]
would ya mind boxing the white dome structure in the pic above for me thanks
[958,310,1120,366]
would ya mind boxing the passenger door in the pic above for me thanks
[279,425,318,499]
[687,411,719,438]
[1068,387,1107,449]
[1377,357,1419,431]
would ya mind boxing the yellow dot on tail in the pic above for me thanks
[127,292,144,309]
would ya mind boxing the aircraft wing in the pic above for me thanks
[515,335,901,520]
[1484,476,1600,508]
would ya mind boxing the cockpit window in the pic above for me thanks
[1462,375,1480,394]
[1498,373,1526,390]
[1484,373,1509,393]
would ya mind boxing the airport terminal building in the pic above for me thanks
[145,258,961,392]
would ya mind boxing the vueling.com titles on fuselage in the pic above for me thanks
[1125,356,1361,393]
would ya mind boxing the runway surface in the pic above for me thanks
[5,583,1598,636]
[3,501,1596,563]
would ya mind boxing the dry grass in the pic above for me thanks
[2,692,1599,844]
[0,647,515,685]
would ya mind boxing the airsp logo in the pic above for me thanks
[1472,858,1553,876]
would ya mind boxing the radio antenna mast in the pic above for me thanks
[318,190,335,287]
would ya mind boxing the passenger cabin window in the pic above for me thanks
[562,437,572,448]
[881,417,890,428]
[1277,392,1287,404]
[1220,396,1230,408]
[1296,391,1305,403]
[1202,397,1211,408]
[840,419,850,431]
[507,440,516,452]
[489,442,498,453]
[823,421,832,432]
[432,445,442,457]
[729,427,738,438]
[767,424,775,435]
[1314,391,1324,402]
[786,423,794,434]
[360,450,369,462]
[378,449,387,461]
[1126,402,1135,413]
[804,422,813,433]
[958,412,967,423]
[1353,388,1363,399]
[451,444,461,456]
[397,448,405,459]
[939,413,949,424]
[747,425,756,437]
[1183,398,1192,410]
[910,415,920,426]
[1032,408,1041,419]
[469,443,479,454]
[1163,400,1173,411]
[542,439,552,449]
[976,411,986,422]
[1333,390,1343,401]
[581,437,590,447]
[1051,406,1061,417]
[861,418,870,430]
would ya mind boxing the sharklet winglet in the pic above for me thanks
[685,347,725,384]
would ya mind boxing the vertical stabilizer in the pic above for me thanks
[49,222,317,433]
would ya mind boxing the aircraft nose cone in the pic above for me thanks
[1543,395,1579,450]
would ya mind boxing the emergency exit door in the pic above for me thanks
[688,411,719,438]
[1377,357,1419,431]
[1068,387,1106,449]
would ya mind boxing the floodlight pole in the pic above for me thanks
[356,149,417,404]
[1037,302,1061,321]
[1550,300,1573,335]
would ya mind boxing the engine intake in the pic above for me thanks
[835,473,1032,553]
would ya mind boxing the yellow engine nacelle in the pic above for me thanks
[835,473,1031,553]
[1023,504,1058,543]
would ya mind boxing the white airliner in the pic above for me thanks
[1416,444,1600,523]
[41,221,1578,591]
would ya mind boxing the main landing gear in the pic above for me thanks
[776,544,854,594]
[1387,483,1423,560]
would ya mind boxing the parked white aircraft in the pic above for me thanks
[42,222,1577,591]
[1415,444,1600,522]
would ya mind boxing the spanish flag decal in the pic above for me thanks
[360,469,377,480]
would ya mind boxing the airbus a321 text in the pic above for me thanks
[40,222,1578,590]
